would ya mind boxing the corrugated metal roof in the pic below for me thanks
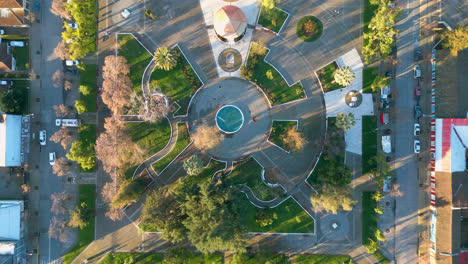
[0,114,21,167]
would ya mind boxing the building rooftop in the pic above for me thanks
[213,5,247,40]
[0,114,22,167]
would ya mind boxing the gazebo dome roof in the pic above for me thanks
[213,5,247,40]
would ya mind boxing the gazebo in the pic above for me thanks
[213,5,247,42]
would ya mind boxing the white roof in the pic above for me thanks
[435,119,468,172]
[0,201,22,241]
[0,115,22,167]
[0,242,15,255]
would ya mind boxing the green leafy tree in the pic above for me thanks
[0,89,27,114]
[442,26,468,52]
[75,99,86,114]
[66,139,95,170]
[374,205,383,214]
[141,189,186,243]
[370,74,390,93]
[335,113,356,131]
[111,179,146,208]
[366,238,380,253]
[183,155,204,176]
[182,181,248,254]
[314,155,351,187]
[372,190,384,202]
[334,66,355,86]
[262,0,280,10]
[266,69,274,80]
[68,202,91,229]
[310,184,357,214]
[79,85,93,96]
[375,228,387,242]
[154,47,177,71]
[163,248,195,264]
[363,5,400,63]
[255,209,278,227]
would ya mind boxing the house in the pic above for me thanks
[0,0,27,27]
[432,118,468,264]
[0,43,15,72]
[0,114,22,167]
[0,200,24,260]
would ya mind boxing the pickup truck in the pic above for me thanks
[56,119,80,127]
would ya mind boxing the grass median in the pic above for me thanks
[362,116,377,174]
[152,123,191,174]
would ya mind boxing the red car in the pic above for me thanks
[414,85,421,101]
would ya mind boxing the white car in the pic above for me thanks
[49,152,56,165]
[382,176,392,192]
[414,123,420,136]
[413,65,421,79]
[121,9,131,18]
[9,41,24,47]
[0,29,4,35]
[68,23,78,29]
[0,80,12,86]
[39,130,46,145]
[414,140,421,154]
[65,59,79,66]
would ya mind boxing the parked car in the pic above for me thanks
[414,123,420,136]
[68,23,78,29]
[9,41,24,47]
[382,176,392,192]
[431,61,436,72]
[414,85,421,100]
[39,130,46,145]
[414,105,421,119]
[65,59,79,66]
[432,71,436,80]
[385,72,394,78]
[0,29,4,35]
[414,47,421,61]
[431,49,436,61]
[121,9,131,18]
[34,1,39,10]
[414,140,421,154]
[0,80,13,86]
[413,65,421,79]
[49,152,56,165]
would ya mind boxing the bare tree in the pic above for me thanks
[192,125,221,151]
[101,55,132,115]
[52,69,63,88]
[105,206,124,221]
[64,80,72,91]
[54,104,73,118]
[54,40,70,60]
[50,127,74,149]
[282,127,306,152]
[20,184,31,194]
[101,181,116,204]
[48,216,70,243]
[390,183,404,197]
[52,157,71,176]
[138,95,168,123]
[50,0,72,20]
[50,192,70,215]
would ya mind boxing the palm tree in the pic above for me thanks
[335,113,356,131]
[334,66,355,86]
[154,47,177,71]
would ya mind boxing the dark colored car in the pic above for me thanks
[414,86,421,101]
[414,105,422,119]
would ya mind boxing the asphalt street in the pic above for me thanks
[392,0,421,262]
[33,0,70,262]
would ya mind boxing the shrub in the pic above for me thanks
[296,16,323,42]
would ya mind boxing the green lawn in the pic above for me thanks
[245,46,305,105]
[99,252,222,264]
[362,116,377,174]
[126,119,171,156]
[117,34,153,94]
[0,80,29,115]
[296,254,353,264]
[257,6,288,33]
[362,192,389,264]
[178,160,226,191]
[150,47,201,116]
[79,64,97,112]
[269,121,297,152]
[152,123,191,174]
[317,62,343,92]
[78,124,96,172]
[226,158,283,201]
[362,67,378,93]
[243,197,314,233]
[363,0,379,34]
[231,253,290,264]
[63,185,95,264]
[12,45,29,70]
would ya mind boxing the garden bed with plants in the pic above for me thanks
[269,120,297,152]
[257,6,288,33]
[225,158,284,201]
[63,185,95,264]
[362,192,390,264]
[242,43,305,105]
[150,47,202,116]
[296,16,323,42]
[152,123,191,174]
[77,64,97,113]
[316,61,344,92]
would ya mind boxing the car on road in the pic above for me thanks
[382,176,392,192]
[39,130,46,145]
[431,61,436,72]
[414,85,421,100]
[9,41,24,47]
[413,65,421,79]
[49,152,56,165]
[414,105,421,119]
[121,9,131,18]
[68,23,78,29]
[0,29,4,35]
[431,49,436,62]
[414,140,421,154]
[65,59,79,66]
[414,123,420,136]
[414,47,421,61]
[432,71,436,80]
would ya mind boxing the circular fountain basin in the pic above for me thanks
[216,105,244,133]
